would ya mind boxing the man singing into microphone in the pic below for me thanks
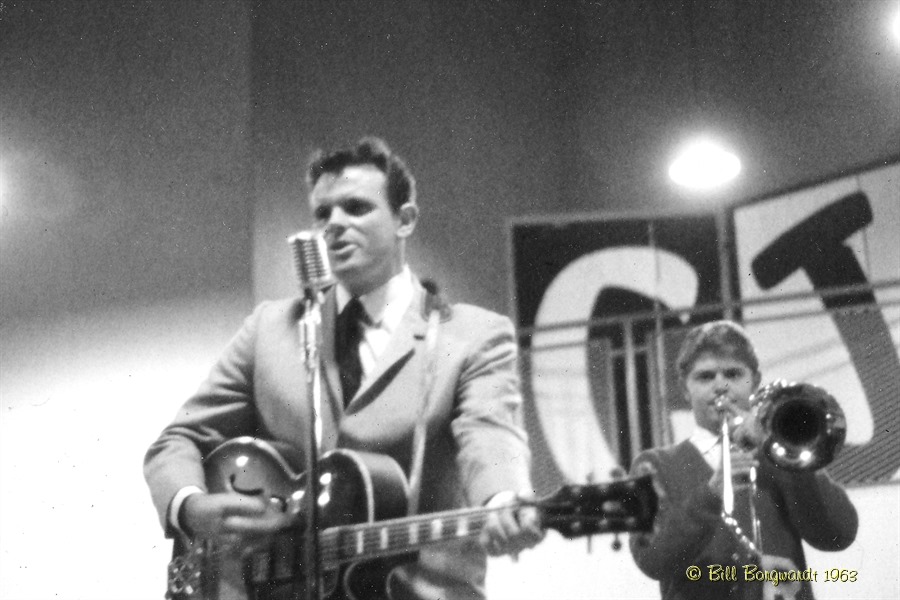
[144,137,543,599]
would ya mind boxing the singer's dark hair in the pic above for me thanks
[307,137,416,213]
[676,320,760,381]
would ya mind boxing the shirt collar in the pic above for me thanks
[336,265,414,330]
[689,425,722,459]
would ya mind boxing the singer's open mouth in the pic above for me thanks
[330,241,355,258]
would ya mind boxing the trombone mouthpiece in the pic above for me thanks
[714,393,729,412]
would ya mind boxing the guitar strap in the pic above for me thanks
[406,283,446,516]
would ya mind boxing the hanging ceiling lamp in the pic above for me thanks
[668,137,742,191]
[668,0,742,192]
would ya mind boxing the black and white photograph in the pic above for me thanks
[1,2,898,599]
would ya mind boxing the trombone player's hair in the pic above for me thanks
[676,320,760,382]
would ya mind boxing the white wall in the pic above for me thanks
[0,294,250,599]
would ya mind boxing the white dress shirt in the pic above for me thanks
[335,264,414,380]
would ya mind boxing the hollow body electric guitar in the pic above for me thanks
[166,437,657,600]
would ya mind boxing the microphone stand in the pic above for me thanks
[299,288,324,600]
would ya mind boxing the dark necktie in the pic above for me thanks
[336,297,367,406]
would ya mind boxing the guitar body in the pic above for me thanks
[166,437,659,600]
[168,437,411,600]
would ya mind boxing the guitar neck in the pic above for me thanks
[321,505,498,565]
[318,474,657,565]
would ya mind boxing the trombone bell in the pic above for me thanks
[753,380,847,471]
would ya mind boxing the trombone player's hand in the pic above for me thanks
[716,396,765,451]
[708,449,758,498]
[708,394,763,497]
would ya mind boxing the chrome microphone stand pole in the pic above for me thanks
[298,290,324,600]
[290,230,332,600]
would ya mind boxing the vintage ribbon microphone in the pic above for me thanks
[288,230,334,600]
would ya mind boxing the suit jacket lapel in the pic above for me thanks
[320,290,345,418]
[679,439,714,479]
[346,284,429,411]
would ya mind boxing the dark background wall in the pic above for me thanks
[1,1,897,598]
[249,0,900,314]
[3,0,898,322]
[1,1,254,324]
[250,1,577,308]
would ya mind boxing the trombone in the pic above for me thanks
[716,379,847,555]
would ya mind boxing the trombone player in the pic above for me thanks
[629,320,858,600]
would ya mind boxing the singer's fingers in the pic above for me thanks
[222,512,287,536]
[219,495,270,517]
[181,493,270,540]
[632,460,667,505]
[633,460,658,478]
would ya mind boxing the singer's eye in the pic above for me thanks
[313,206,331,222]
[342,198,373,216]
[312,199,373,223]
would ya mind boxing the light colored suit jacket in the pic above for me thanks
[144,280,533,599]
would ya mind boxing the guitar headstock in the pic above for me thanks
[539,474,658,539]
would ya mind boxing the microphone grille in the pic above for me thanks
[288,230,333,292]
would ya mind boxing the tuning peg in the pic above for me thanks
[609,467,625,551]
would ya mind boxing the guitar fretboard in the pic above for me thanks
[322,507,492,563]
[244,507,495,587]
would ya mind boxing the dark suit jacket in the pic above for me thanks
[628,440,857,600]
[144,280,533,600]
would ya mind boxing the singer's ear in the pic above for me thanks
[396,202,418,239]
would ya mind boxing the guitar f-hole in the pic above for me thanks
[229,474,265,497]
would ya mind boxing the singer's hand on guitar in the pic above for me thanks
[632,460,667,506]
[181,492,289,551]
[628,460,668,548]
[479,490,545,559]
